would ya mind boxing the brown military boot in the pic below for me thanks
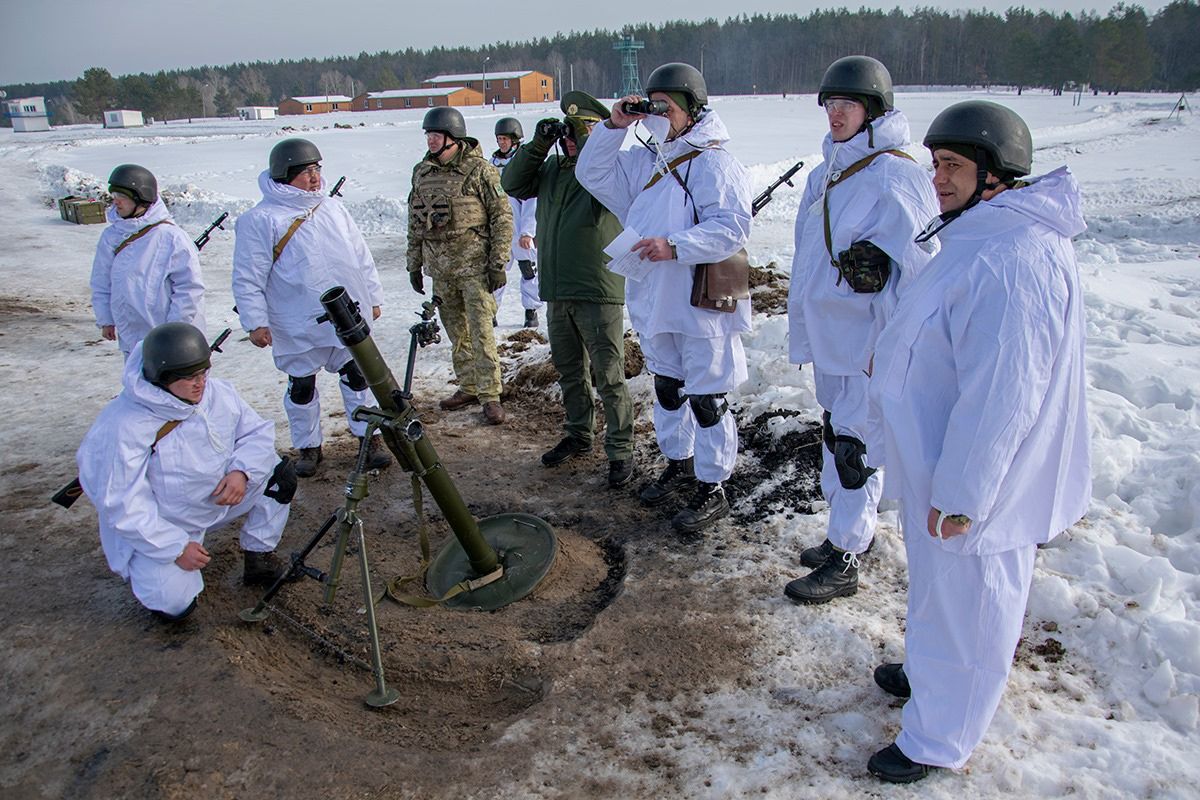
[482,401,506,425]
[439,390,479,411]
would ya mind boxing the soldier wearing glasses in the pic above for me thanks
[232,138,389,478]
[77,323,295,622]
[782,56,939,604]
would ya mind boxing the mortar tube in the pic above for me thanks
[318,287,498,577]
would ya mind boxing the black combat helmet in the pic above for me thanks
[645,62,708,114]
[494,117,523,140]
[269,138,322,181]
[818,56,895,120]
[423,107,468,139]
[108,164,158,205]
[923,100,1033,178]
[142,322,211,386]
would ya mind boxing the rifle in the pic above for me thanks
[192,211,229,251]
[751,161,804,217]
[51,327,234,509]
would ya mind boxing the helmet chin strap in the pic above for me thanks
[915,146,994,244]
[431,136,458,159]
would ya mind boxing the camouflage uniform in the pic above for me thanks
[407,140,513,403]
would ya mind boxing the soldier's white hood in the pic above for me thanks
[121,340,203,424]
[257,169,325,212]
[821,109,914,174]
[104,196,173,230]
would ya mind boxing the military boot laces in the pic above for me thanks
[783,548,859,604]
[671,481,730,534]
[638,456,696,507]
[800,535,874,569]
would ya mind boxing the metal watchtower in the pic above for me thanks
[613,35,645,97]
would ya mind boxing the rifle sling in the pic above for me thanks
[643,150,703,191]
[150,420,183,453]
[113,220,173,256]
[822,149,914,265]
[273,204,321,263]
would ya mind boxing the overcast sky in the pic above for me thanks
[2,0,1169,86]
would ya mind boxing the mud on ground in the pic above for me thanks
[0,293,825,800]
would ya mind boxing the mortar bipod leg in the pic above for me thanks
[239,510,339,623]
[353,516,400,707]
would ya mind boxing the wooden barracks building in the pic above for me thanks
[351,86,483,111]
[278,95,354,115]
[421,70,555,105]
[278,70,554,116]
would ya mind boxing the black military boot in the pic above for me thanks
[639,457,696,507]
[243,550,294,586]
[542,436,592,466]
[151,598,197,623]
[524,309,538,328]
[295,446,322,478]
[873,663,911,698]
[784,547,859,604]
[357,435,392,471]
[799,535,875,569]
[867,743,932,784]
[607,458,635,488]
[672,482,730,534]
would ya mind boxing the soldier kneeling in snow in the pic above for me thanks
[77,322,296,622]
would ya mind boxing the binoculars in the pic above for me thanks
[536,119,572,140]
[623,99,670,116]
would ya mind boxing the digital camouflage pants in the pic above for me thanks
[434,274,502,403]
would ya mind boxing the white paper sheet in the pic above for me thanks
[603,227,654,282]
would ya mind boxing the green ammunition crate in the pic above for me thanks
[59,196,107,225]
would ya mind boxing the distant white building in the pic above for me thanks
[237,106,277,121]
[104,109,145,128]
[5,96,50,133]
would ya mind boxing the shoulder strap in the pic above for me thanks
[643,150,704,191]
[823,149,915,263]
[149,419,183,453]
[113,219,173,256]
[272,204,321,263]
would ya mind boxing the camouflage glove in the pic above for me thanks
[486,266,507,292]
[409,269,425,295]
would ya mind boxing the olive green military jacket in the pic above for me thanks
[407,139,514,283]
[500,138,625,305]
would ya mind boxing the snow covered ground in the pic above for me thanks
[1,89,1198,797]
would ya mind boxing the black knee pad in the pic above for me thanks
[654,374,687,411]
[518,260,537,281]
[338,360,367,391]
[288,374,317,405]
[689,393,729,428]
[832,434,876,490]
